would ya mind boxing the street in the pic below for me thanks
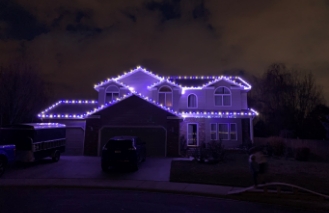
[0,187,309,213]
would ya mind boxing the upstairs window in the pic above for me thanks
[105,85,119,103]
[159,86,173,107]
[214,86,231,106]
[187,94,197,108]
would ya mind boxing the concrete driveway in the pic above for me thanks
[3,156,174,182]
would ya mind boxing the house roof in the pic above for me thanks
[180,109,259,118]
[38,100,98,119]
[1,123,66,129]
[38,93,180,119]
[38,66,257,120]
[94,66,252,92]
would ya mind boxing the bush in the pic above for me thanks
[267,137,285,156]
[179,135,188,157]
[190,140,225,164]
[295,147,310,161]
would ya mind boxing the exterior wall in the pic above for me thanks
[177,81,248,112]
[84,95,181,156]
[241,92,248,109]
[180,118,243,149]
[98,88,105,106]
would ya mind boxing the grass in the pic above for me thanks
[170,150,329,195]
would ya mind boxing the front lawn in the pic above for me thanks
[170,150,329,195]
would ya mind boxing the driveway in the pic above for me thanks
[3,156,174,182]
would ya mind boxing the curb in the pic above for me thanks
[0,179,237,198]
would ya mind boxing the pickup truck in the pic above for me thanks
[0,144,16,177]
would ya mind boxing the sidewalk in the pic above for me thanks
[0,178,240,197]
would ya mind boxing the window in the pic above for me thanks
[187,94,197,108]
[210,124,217,140]
[214,87,231,106]
[159,86,173,107]
[187,124,198,146]
[230,123,237,140]
[211,123,237,140]
[105,85,119,102]
[218,124,229,140]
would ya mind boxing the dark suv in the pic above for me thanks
[101,136,146,171]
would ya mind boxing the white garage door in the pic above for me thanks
[65,128,84,155]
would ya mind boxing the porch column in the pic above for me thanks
[249,117,254,143]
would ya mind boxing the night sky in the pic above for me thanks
[1,0,329,102]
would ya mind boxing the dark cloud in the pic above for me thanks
[121,9,138,23]
[192,0,210,20]
[0,0,47,40]
[0,0,329,102]
[144,0,182,22]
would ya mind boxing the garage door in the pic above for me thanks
[65,128,84,155]
[99,126,166,157]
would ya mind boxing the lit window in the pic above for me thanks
[211,123,237,140]
[187,94,197,108]
[187,124,198,146]
[218,124,229,140]
[105,85,119,102]
[214,87,231,106]
[230,123,237,140]
[159,86,173,107]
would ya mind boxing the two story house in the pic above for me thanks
[39,66,258,157]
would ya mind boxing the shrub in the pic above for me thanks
[267,137,285,156]
[190,140,225,164]
[179,135,188,157]
[295,147,310,161]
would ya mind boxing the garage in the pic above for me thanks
[65,127,84,155]
[99,126,167,157]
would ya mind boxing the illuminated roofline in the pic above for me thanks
[94,66,165,90]
[38,92,180,119]
[148,76,251,91]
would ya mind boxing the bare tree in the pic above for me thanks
[249,63,325,139]
[0,63,52,126]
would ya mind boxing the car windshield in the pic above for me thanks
[105,139,133,150]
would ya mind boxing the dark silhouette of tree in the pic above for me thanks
[0,63,53,126]
[249,63,325,139]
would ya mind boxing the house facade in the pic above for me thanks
[39,66,258,157]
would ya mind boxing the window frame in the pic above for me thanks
[218,123,229,140]
[158,86,173,107]
[210,123,238,141]
[230,123,237,141]
[214,86,231,107]
[187,93,198,108]
[210,123,217,140]
[105,85,119,103]
[187,123,198,146]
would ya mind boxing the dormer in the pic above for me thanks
[95,81,131,106]
[148,80,182,110]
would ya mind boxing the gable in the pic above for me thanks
[117,69,162,93]
[203,77,250,90]
[90,95,179,124]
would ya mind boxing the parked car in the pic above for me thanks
[101,136,146,171]
[0,144,16,177]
